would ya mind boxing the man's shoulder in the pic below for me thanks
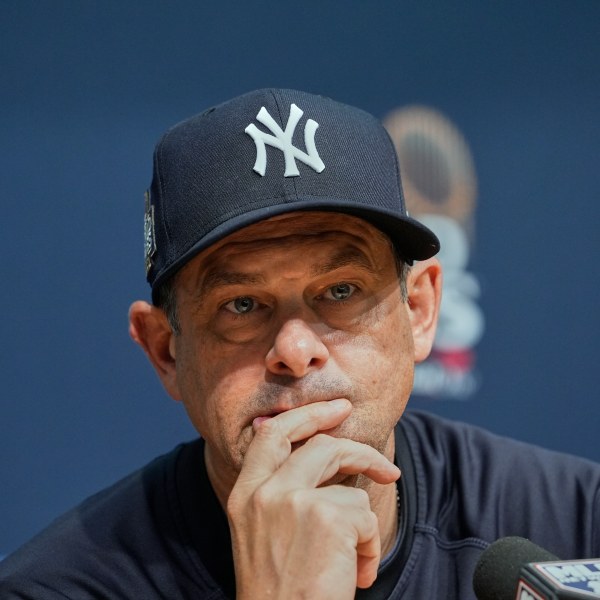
[400,409,600,471]
[0,440,204,599]
[398,410,600,557]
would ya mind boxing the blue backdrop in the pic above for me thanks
[2,0,598,557]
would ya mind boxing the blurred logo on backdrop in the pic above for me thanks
[384,106,484,400]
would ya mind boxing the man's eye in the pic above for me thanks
[224,297,256,314]
[324,283,356,301]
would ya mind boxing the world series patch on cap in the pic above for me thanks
[144,88,440,302]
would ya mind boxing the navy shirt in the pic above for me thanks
[1,411,599,599]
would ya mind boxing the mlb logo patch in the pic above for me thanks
[144,190,156,275]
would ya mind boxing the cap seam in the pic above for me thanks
[180,191,404,238]
[267,89,302,201]
[155,133,173,262]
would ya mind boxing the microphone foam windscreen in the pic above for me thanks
[473,536,559,600]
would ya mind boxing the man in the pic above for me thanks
[1,89,599,599]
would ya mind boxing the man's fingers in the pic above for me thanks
[356,544,381,589]
[239,399,399,492]
[239,399,352,482]
[305,486,381,589]
[274,434,400,488]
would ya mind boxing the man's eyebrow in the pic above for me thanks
[310,248,378,276]
[194,270,266,301]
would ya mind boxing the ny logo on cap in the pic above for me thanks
[245,103,325,177]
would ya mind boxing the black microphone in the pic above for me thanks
[473,536,600,599]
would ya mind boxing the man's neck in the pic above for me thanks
[362,433,399,556]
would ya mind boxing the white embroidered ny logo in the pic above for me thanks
[245,103,325,177]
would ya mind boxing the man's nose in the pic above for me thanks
[265,318,329,378]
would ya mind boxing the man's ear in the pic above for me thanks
[128,301,182,401]
[406,258,442,363]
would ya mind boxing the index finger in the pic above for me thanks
[240,399,352,483]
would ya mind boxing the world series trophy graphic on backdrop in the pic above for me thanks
[384,107,484,400]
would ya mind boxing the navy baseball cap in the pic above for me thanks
[144,88,440,302]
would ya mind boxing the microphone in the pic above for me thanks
[473,536,600,599]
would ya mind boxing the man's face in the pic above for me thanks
[169,212,420,489]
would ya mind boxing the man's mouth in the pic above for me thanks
[251,399,349,432]
[251,408,291,429]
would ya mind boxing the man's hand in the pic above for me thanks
[227,399,400,599]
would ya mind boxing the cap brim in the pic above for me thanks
[151,198,439,302]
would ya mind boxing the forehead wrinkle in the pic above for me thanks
[310,247,381,277]
[185,226,390,304]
